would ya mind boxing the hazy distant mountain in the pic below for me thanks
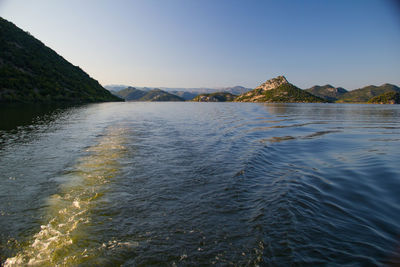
[160,87,217,94]
[106,85,250,100]
[191,92,237,102]
[216,86,251,95]
[139,89,184,101]
[169,91,199,100]
[166,86,250,95]
[235,76,326,103]
[367,91,400,104]
[114,87,147,100]
[115,87,184,101]
[104,85,130,92]
[305,85,347,102]
[0,17,122,103]
[337,83,400,103]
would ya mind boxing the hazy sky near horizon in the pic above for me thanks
[1,0,399,89]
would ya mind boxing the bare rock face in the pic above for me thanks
[235,75,290,102]
[254,75,289,92]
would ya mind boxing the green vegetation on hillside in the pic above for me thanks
[191,92,236,102]
[337,84,400,103]
[236,83,326,103]
[114,87,147,100]
[305,85,347,102]
[114,87,184,101]
[0,17,122,103]
[367,91,400,104]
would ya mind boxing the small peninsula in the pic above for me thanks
[367,91,400,104]
[191,92,236,102]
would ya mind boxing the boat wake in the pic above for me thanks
[5,126,127,266]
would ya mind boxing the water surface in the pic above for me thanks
[0,102,399,265]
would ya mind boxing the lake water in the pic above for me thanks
[0,102,399,266]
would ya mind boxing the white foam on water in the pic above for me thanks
[5,127,128,267]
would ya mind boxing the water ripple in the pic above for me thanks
[0,103,399,265]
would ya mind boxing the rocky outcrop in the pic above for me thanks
[255,75,289,91]
[235,75,326,103]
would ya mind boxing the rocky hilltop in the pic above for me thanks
[235,76,326,103]
[306,85,347,102]
[191,92,236,102]
[0,17,122,103]
[255,75,289,91]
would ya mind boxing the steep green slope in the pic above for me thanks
[337,84,400,103]
[191,92,236,102]
[367,91,400,104]
[0,17,122,103]
[305,85,347,102]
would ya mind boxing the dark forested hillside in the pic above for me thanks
[0,17,122,103]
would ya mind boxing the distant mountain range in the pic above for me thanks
[0,17,121,103]
[169,91,198,100]
[113,87,184,101]
[109,78,400,104]
[105,85,252,100]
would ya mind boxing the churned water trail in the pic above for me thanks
[5,126,128,266]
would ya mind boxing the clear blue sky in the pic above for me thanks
[1,0,399,89]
